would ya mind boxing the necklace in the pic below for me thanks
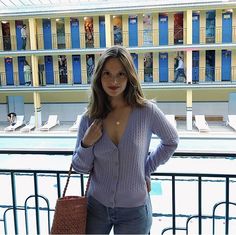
[116,121,120,126]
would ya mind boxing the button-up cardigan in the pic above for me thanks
[72,101,179,208]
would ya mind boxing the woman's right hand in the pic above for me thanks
[82,119,103,147]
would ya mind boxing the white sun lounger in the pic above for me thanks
[165,114,177,129]
[194,115,210,132]
[39,115,60,131]
[226,115,236,131]
[20,116,35,132]
[69,115,82,131]
[4,115,25,131]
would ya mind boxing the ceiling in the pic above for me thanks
[0,0,82,9]
[0,0,233,9]
[0,0,235,18]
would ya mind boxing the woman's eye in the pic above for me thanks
[119,72,126,78]
[102,71,110,77]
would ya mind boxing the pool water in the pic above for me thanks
[0,136,77,150]
[0,136,236,154]
[150,180,163,196]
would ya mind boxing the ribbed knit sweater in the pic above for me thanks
[72,101,179,208]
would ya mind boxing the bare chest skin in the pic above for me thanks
[103,106,132,146]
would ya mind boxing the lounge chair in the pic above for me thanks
[4,115,25,131]
[20,116,35,132]
[193,115,210,132]
[39,115,60,131]
[226,115,236,131]
[69,115,82,131]
[165,114,177,129]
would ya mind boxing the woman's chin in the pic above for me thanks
[107,91,124,98]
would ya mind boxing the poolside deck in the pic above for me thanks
[0,120,235,138]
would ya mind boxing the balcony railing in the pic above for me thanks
[1,66,236,87]
[0,151,236,234]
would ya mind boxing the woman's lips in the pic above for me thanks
[108,86,119,90]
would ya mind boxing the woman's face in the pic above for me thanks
[101,58,128,99]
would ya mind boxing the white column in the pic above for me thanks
[186,90,192,130]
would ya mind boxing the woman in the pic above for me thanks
[72,45,179,234]
[24,60,31,86]
[173,56,186,83]
[7,112,17,126]
[21,24,27,50]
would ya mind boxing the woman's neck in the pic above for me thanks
[110,97,128,110]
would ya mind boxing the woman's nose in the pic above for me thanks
[110,76,119,83]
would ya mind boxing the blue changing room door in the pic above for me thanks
[43,19,52,49]
[159,15,168,45]
[71,19,80,48]
[129,16,138,47]
[72,55,81,84]
[15,21,23,50]
[99,16,106,48]
[192,51,199,82]
[18,56,25,85]
[159,53,168,82]
[222,12,232,43]
[5,57,14,85]
[192,13,200,44]
[44,56,54,84]
[222,50,231,81]
[206,50,215,81]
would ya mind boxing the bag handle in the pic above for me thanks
[62,164,91,197]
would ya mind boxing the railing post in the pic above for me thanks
[172,176,176,235]
[81,174,85,196]
[225,177,229,235]
[198,176,202,235]
[33,172,40,234]
[11,172,19,234]
[56,173,61,198]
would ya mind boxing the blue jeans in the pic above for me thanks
[174,68,186,82]
[86,196,152,234]
[22,37,27,50]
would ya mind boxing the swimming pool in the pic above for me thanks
[0,135,235,174]
[0,135,235,154]
[0,136,76,151]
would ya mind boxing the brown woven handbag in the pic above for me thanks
[50,164,91,234]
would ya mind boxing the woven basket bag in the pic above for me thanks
[50,164,91,234]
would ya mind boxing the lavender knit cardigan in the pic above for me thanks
[72,101,179,208]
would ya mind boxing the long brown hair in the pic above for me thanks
[86,45,146,119]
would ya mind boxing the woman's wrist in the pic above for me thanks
[81,140,92,148]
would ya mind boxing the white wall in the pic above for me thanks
[193,103,228,121]
[40,103,88,122]
[156,102,228,120]
[0,105,8,122]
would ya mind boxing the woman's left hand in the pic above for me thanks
[146,179,151,193]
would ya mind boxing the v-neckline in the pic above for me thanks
[104,107,135,147]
